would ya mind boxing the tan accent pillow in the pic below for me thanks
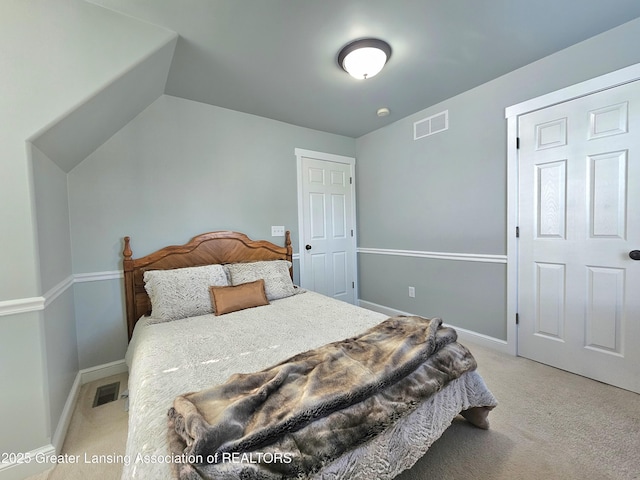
[209,279,269,316]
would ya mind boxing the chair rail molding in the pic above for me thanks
[357,247,507,264]
[0,296,45,316]
[0,271,125,317]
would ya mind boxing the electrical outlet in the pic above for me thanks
[271,226,285,237]
[408,286,415,298]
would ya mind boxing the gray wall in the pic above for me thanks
[67,94,356,368]
[356,17,640,340]
[0,0,175,465]
[4,1,640,469]
[31,146,73,292]
[31,145,79,437]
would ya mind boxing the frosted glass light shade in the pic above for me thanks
[338,38,391,80]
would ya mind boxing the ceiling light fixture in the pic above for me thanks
[338,38,392,80]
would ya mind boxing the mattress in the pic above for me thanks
[122,290,496,479]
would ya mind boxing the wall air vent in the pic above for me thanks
[93,382,120,407]
[414,110,449,140]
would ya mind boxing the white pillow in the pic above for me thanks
[143,264,229,321]
[226,260,294,301]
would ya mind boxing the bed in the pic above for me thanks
[122,230,497,480]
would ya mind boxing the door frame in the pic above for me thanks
[295,148,358,301]
[505,62,640,357]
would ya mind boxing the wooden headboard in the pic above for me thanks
[122,230,292,340]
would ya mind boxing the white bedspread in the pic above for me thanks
[122,291,496,480]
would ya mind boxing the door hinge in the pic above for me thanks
[351,229,354,237]
[515,313,519,325]
[516,137,520,149]
[516,226,520,238]
[350,177,353,184]
[352,281,355,288]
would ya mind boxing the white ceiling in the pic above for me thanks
[88,0,640,138]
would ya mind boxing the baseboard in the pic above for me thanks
[29,359,129,476]
[358,299,510,354]
[51,372,81,453]
[0,358,125,480]
[79,359,128,385]
[0,444,55,480]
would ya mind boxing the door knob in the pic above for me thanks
[305,244,312,250]
[630,250,640,260]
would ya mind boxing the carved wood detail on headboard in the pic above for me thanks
[122,230,293,341]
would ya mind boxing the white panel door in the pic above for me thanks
[518,81,640,393]
[300,156,355,304]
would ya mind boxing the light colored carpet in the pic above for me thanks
[25,344,640,480]
[26,372,129,480]
[397,345,640,480]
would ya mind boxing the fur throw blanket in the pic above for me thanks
[167,316,478,479]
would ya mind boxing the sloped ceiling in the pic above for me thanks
[24,0,178,173]
[31,39,176,173]
[88,0,640,138]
